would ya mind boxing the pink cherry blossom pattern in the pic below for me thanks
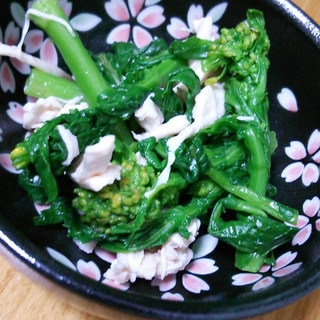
[46,247,77,271]
[40,38,58,66]
[167,2,228,40]
[10,2,26,28]
[10,57,31,75]
[132,25,153,48]
[94,246,117,264]
[70,14,102,32]
[303,196,320,218]
[316,217,320,232]
[101,278,130,291]
[152,274,176,292]
[0,12,24,92]
[277,87,298,112]
[6,101,24,124]
[34,202,51,215]
[77,259,101,281]
[232,251,302,291]
[24,30,44,54]
[105,0,165,48]
[182,273,210,293]
[4,21,20,46]
[291,196,320,245]
[0,61,15,93]
[59,0,73,17]
[0,153,21,174]
[161,292,184,301]
[281,129,320,186]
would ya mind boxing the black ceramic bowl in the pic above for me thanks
[0,1,319,319]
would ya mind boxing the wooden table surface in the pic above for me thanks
[1,1,319,319]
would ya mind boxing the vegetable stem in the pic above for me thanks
[207,168,298,224]
[24,68,82,100]
[30,0,110,107]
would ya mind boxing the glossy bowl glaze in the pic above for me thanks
[0,1,319,319]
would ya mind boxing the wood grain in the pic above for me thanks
[0,1,319,319]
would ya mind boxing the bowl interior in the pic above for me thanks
[0,1,320,319]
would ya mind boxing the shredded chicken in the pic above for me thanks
[104,219,201,284]
[22,96,87,130]
[70,135,121,192]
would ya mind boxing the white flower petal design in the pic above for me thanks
[316,219,320,232]
[271,251,297,271]
[252,276,275,291]
[106,24,131,44]
[161,292,184,301]
[128,0,144,17]
[94,247,116,263]
[284,141,306,160]
[47,247,77,271]
[132,25,153,48]
[34,202,50,215]
[40,38,58,66]
[0,61,15,93]
[137,5,165,28]
[77,259,101,281]
[191,234,218,259]
[0,153,21,174]
[6,101,24,124]
[272,262,302,277]
[102,278,130,290]
[10,2,26,28]
[5,21,20,46]
[303,196,320,218]
[182,273,210,293]
[301,163,319,186]
[281,162,304,182]
[307,129,320,156]
[145,0,162,5]
[24,29,44,53]
[292,224,312,246]
[151,274,176,292]
[11,57,31,75]
[231,273,262,286]
[186,258,219,275]
[206,2,228,23]
[105,0,130,22]
[277,87,298,112]
[166,17,190,39]
[70,13,102,32]
[312,149,320,164]
[187,4,204,32]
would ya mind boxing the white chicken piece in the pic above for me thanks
[22,96,87,130]
[57,124,80,166]
[132,94,190,142]
[70,135,121,192]
[145,83,225,198]
[104,219,201,284]
[188,17,216,83]
[134,93,164,132]
[23,96,62,130]
[132,114,190,142]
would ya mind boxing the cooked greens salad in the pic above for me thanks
[7,0,299,282]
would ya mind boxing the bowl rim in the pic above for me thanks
[0,0,320,319]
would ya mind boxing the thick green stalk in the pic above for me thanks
[207,168,298,224]
[30,0,110,107]
[24,68,82,100]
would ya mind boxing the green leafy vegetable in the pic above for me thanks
[8,0,299,273]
